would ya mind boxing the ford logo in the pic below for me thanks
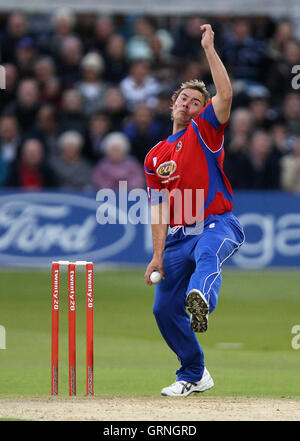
[0,192,135,267]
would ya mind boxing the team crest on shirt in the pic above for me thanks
[156,160,177,178]
[175,140,183,152]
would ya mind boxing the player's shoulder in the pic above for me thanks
[198,98,218,125]
[193,98,229,133]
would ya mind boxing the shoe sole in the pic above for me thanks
[186,290,209,333]
[192,380,214,395]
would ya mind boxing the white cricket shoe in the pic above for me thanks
[161,368,214,397]
[186,289,209,333]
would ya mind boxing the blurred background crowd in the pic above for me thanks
[0,10,299,192]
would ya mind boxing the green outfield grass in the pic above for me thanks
[0,268,299,397]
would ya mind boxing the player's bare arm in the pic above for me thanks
[144,203,168,285]
[201,24,232,123]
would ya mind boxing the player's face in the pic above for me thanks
[172,89,205,125]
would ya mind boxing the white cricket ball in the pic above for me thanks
[150,271,162,284]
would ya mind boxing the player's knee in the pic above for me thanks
[153,297,181,319]
[198,245,215,260]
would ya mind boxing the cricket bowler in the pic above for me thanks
[144,24,245,397]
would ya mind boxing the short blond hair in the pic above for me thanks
[171,79,211,106]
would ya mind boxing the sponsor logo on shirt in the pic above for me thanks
[156,160,177,178]
[161,175,180,184]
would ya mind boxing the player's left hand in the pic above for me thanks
[200,24,215,50]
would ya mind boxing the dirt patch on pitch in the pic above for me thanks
[0,396,300,421]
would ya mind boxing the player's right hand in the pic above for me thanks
[200,24,215,50]
[144,256,165,285]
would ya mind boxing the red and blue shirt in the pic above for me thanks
[144,99,233,226]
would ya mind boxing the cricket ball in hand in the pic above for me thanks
[150,271,162,284]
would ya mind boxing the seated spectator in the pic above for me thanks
[15,37,37,79]
[153,92,173,137]
[283,38,300,71]
[0,115,21,164]
[172,16,206,60]
[102,87,129,131]
[93,15,115,54]
[270,119,292,160]
[227,108,253,145]
[7,138,55,189]
[267,39,300,106]
[249,95,274,131]
[252,16,275,42]
[59,89,86,134]
[92,132,145,190]
[34,56,56,89]
[4,78,40,134]
[42,77,62,107]
[76,52,108,115]
[30,104,60,158]
[0,157,9,186]
[221,18,269,93]
[126,16,156,63]
[179,59,211,90]
[268,19,295,60]
[154,65,178,97]
[0,63,19,114]
[50,8,76,54]
[32,56,63,107]
[149,28,174,69]
[280,136,300,192]
[57,36,83,89]
[0,115,20,186]
[120,60,161,111]
[103,34,130,84]
[75,13,96,52]
[132,16,156,42]
[235,130,280,189]
[283,93,300,136]
[0,12,29,63]
[50,131,92,189]
[83,111,112,163]
[123,103,166,164]
[37,8,76,60]
[224,108,253,187]
[127,16,174,70]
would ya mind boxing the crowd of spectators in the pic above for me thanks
[0,10,299,191]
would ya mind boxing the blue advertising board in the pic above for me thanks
[0,190,299,269]
[231,191,300,269]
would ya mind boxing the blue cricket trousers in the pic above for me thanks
[153,211,245,382]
